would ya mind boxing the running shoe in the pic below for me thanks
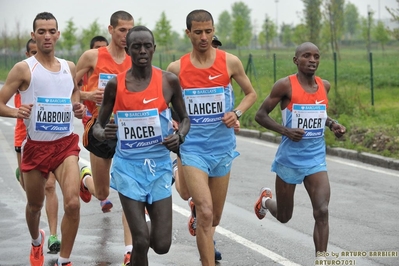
[214,240,222,261]
[30,229,45,266]
[79,166,92,203]
[100,199,113,213]
[54,261,72,266]
[47,234,61,254]
[122,252,131,266]
[15,167,20,182]
[254,187,272,220]
[187,197,196,236]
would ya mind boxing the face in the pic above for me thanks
[31,19,59,54]
[109,19,134,48]
[127,31,156,67]
[186,20,214,52]
[92,41,108,49]
[25,43,38,57]
[293,44,320,75]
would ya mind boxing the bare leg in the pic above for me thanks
[303,171,330,254]
[45,172,58,236]
[54,156,80,259]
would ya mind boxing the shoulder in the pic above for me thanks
[272,76,292,94]
[79,48,99,62]
[166,60,181,75]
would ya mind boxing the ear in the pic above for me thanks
[293,56,298,65]
[185,29,190,37]
[108,25,113,35]
[30,31,35,41]
[153,44,156,52]
[124,46,129,55]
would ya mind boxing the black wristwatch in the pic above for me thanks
[177,132,185,144]
[233,109,242,120]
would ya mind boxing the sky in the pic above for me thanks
[0,0,395,37]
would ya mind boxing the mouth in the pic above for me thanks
[138,58,148,63]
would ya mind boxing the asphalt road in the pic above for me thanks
[0,94,398,265]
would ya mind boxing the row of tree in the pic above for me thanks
[1,0,398,56]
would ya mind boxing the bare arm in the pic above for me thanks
[75,49,103,102]
[323,79,346,137]
[223,53,257,128]
[162,71,190,153]
[255,77,305,142]
[92,77,117,141]
[0,62,31,118]
[67,61,84,118]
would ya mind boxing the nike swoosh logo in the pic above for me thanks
[315,100,325,104]
[143,98,158,104]
[209,74,222,80]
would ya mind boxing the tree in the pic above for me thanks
[386,0,399,40]
[373,20,390,51]
[324,0,345,59]
[153,11,173,52]
[231,1,252,54]
[344,2,360,41]
[216,11,232,45]
[60,18,78,54]
[260,16,277,53]
[292,24,308,45]
[80,19,106,50]
[302,0,322,46]
[280,23,294,47]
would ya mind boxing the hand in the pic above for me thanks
[103,120,118,139]
[17,104,33,119]
[286,128,305,142]
[331,123,346,138]
[221,112,238,129]
[90,88,104,104]
[234,120,240,133]
[72,102,85,119]
[172,120,179,131]
[162,133,180,153]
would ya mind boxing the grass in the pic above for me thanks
[1,46,398,158]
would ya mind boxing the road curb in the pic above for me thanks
[237,129,399,171]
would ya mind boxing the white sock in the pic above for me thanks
[58,257,70,264]
[125,245,133,254]
[32,232,42,246]
[82,175,90,188]
[261,197,270,209]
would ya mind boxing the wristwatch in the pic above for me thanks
[233,109,242,120]
[177,132,185,144]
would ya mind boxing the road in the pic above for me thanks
[0,94,398,265]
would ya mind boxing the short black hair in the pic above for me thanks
[33,12,58,31]
[26,38,36,53]
[110,11,134,27]
[186,9,213,30]
[126,25,155,48]
[90,35,108,49]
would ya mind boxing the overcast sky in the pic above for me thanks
[0,0,395,36]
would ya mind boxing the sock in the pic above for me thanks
[125,245,133,254]
[58,257,70,264]
[261,197,270,209]
[32,232,42,246]
[82,175,89,188]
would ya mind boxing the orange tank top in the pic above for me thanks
[86,47,131,118]
[113,67,167,113]
[287,74,328,110]
[179,49,230,89]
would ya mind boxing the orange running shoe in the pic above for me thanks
[254,187,272,220]
[187,197,197,236]
[123,252,131,266]
[30,229,45,266]
[79,166,92,203]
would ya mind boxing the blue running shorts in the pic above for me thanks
[180,149,240,177]
[271,160,327,184]
[110,156,172,204]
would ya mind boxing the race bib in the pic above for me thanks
[184,87,225,125]
[35,97,72,133]
[116,109,163,149]
[292,104,327,139]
